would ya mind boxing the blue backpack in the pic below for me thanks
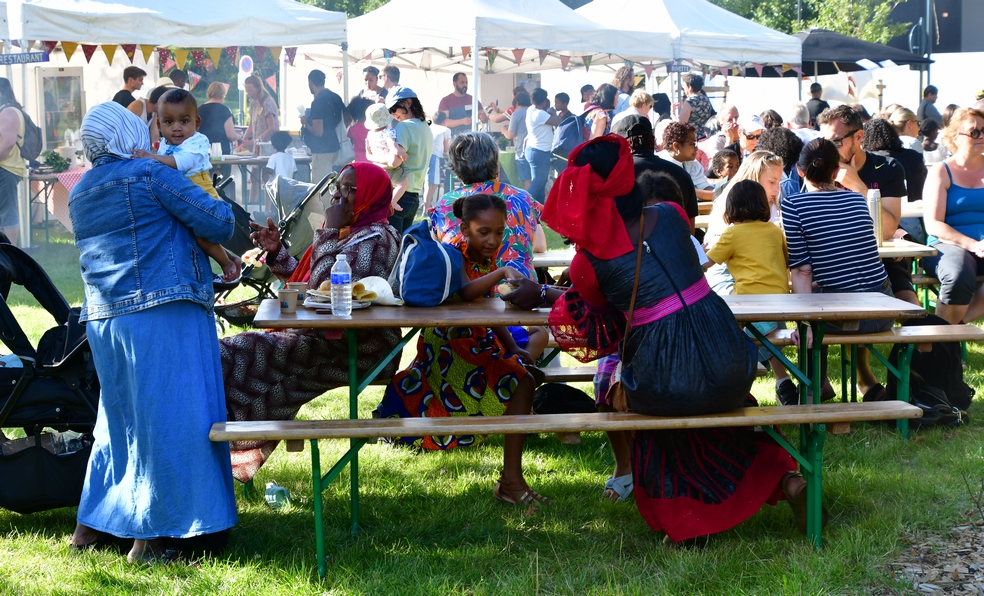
[389,221,463,307]
[553,111,587,159]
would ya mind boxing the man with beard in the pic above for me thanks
[439,72,488,136]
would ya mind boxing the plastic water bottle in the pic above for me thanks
[50,431,89,455]
[330,254,352,317]
[265,482,290,509]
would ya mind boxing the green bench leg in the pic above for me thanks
[804,421,825,548]
[895,344,914,440]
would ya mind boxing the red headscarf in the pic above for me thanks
[287,161,394,283]
[541,134,636,260]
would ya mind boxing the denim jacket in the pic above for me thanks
[69,156,234,322]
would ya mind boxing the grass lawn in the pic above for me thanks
[1,227,983,595]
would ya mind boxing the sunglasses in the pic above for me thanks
[959,128,984,139]
[829,129,860,148]
[743,132,762,141]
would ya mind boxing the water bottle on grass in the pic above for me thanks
[331,254,352,317]
[265,482,290,509]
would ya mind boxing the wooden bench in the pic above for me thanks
[211,401,921,577]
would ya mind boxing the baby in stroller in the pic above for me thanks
[133,88,241,283]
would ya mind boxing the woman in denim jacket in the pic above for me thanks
[68,102,238,563]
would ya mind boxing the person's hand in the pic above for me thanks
[512,347,534,365]
[790,325,814,349]
[131,148,152,159]
[722,121,740,144]
[556,268,571,287]
[221,255,242,282]
[672,101,681,113]
[325,190,356,229]
[249,217,282,255]
[972,240,984,259]
[391,200,403,212]
[501,267,524,283]
[501,277,542,310]
[300,115,308,126]
[834,155,866,195]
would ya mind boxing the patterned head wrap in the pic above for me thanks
[79,101,150,162]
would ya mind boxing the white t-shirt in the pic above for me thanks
[266,152,297,180]
[657,150,711,190]
[525,107,554,151]
[790,127,821,144]
[430,124,451,159]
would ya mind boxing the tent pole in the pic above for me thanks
[342,42,350,103]
[18,36,28,248]
[472,29,479,132]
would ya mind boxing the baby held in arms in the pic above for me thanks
[133,88,240,282]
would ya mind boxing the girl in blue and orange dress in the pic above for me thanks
[375,193,548,506]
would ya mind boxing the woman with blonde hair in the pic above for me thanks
[611,89,654,128]
[888,107,923,153]
[921,107,984,324]
[705,151,786,255]
[199,82,240,179]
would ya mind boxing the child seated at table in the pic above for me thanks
[704,179,798,405]
[708,148,740,198]
[132,88,239,282]
[364,103,409,211]
[453,193,548,365]
[262,131,297,182]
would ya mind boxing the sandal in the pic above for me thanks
[493,474,551,506]
[128,546,185,565]
[602,473,634,502]
[861,383,887,403]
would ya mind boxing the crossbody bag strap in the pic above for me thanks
[622,208,648,342]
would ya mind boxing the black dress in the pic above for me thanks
[199,102,235,178]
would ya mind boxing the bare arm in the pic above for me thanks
[458,267,520,302]
[258,112,279,142]
[589,114,608,140]
[533,224,547,253]
[132,148,177,169]
[790,264,813,295]
[223,117,241,142]
[675,101,692,123]
[306,117,324,138]
[0,108,19,161]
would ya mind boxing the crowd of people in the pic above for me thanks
[13,61,978,565]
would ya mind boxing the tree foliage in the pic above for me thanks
[707,0,909,44]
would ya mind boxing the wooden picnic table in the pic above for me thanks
[695,202,924,230]
[246,291,923,573]
[531,239,936,269]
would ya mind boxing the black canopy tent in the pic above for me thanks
[742,28,933,78]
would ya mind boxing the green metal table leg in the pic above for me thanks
[896,344,914,440]
[850,345,858,402]
[798,321,809,455]
[311,439,326,578]
[242,479,253,500]
[804,421,825,549]
[347,330,360,536]
[810,322,826,405]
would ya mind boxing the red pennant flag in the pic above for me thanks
[121,44,136,63]
[538,50,548,66]
[266,74,278,92]
[285,47,297,66]
[224,46,238,65]
[643,64,654,77]
[157,47,171,66]
[335,69,344,83]
[81,44,98,63]
[191,50,205,70]
[42,41,58,54]
[511,49,525,64]
[461,46,471,60]
[559,55,570,71]
[753,63,764,77]
[255,46,267,63]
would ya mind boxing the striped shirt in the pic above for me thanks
[781,189,886,291]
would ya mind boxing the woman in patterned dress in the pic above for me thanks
[220,162,401,482]
[674,74,716,141]
[375,193,547,506]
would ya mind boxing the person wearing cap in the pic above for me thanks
[301,69,345,184]
[386,87,433,233]
[358,65,388,102]
[439,73,488,136]
[724,114,765,162]
[612,113,699,232]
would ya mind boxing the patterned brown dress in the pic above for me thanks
[220,222,401,482]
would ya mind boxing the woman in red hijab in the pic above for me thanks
[219,162,402,482]
[507,136,809,543]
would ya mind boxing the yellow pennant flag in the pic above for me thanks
[140,44,155,63]
[269,46,282,64]
[173,49,189,70]
[61,42,79,62]
[101,45,117,66]
[207,47,223,66]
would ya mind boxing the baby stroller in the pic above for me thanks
[213,172,334,328]
[0,242,100,514]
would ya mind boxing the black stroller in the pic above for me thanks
[0,242,100,514]
[213,172,334,328]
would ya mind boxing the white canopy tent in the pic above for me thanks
[576,0,801,69]
[346,0,672,76]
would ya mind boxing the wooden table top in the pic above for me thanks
[252,292,924,329]
[901,201,923,219]
[697,201,713,215]
[532,238,935,268]
[212,154,312,166]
